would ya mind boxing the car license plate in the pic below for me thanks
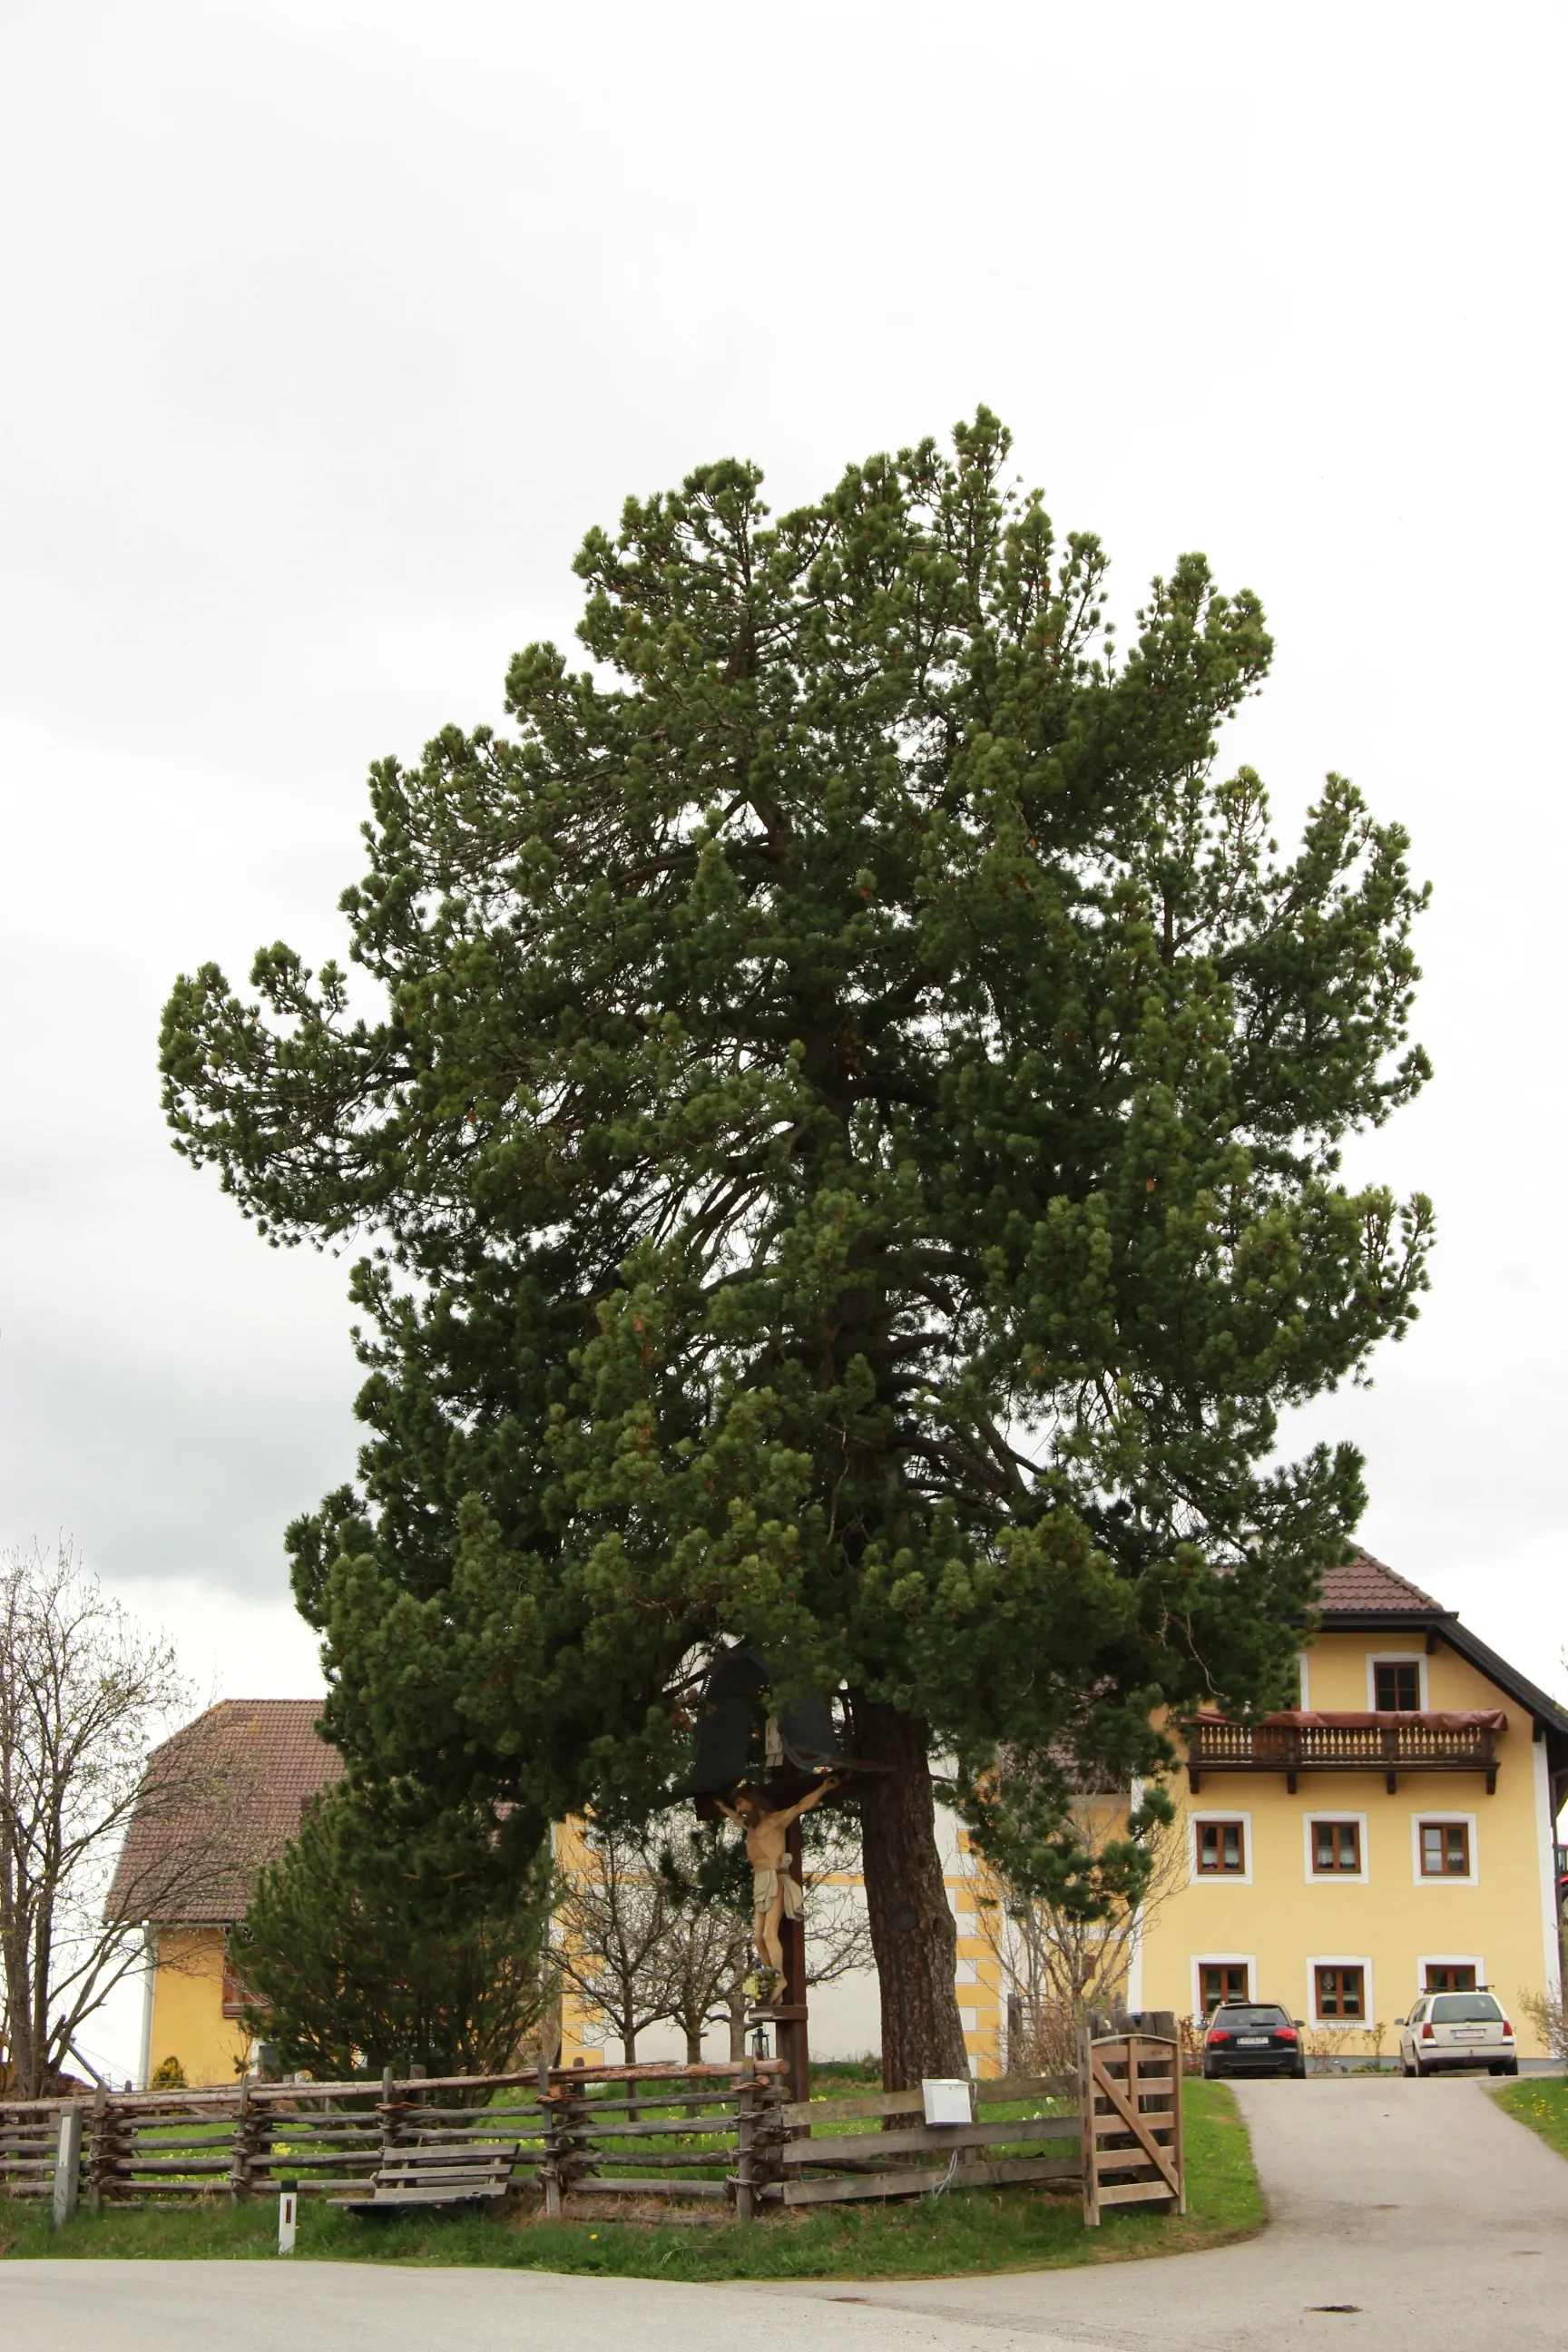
[1237,2036,1269,2046]
[1451,2030,1483,2041]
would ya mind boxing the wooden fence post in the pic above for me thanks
[541,2076,592,2218]
[1171,2036,1187,2217]
[732,2060,756,2225]
[52,2105,83,2229]
[1077,2026,1100,2227]
[229,2075,255,2202]
[755,2072,783,2210]
[536,2046,561,2219]
[541,2085,565,2220]
[85,2082,108,2216]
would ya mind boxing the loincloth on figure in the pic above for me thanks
[752,1866,805,1920]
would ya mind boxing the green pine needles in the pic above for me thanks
[161,410,1431,2079]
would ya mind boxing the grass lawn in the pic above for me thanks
[0,2080,1260,2281]
[1494,2075,1568,2162]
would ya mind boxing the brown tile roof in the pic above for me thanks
[106,1699,343,1926]
[1318,1549,1446,1616]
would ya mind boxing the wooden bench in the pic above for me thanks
[330,2138,518,2214]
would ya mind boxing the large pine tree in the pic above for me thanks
[161,412,1430,2083]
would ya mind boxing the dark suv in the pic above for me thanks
[1202,2002,1306,2079]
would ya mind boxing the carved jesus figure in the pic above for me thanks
[715,1777,840,1984]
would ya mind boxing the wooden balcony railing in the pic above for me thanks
[1184,1710,1505,1795]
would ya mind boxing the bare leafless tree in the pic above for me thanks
[0,1544,229,2096]
[653,1828,753,2066]
[554,1821,685,2070]
[559,1808,876,2071]
[800,1808,876,1994]
[976,1795,1186,2074]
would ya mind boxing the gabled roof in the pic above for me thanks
[106,1699,342,1927]
[1318,1551,1444,1617]
[1317,1552,1568,1754]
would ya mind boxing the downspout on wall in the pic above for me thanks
[136,1926,157,2090]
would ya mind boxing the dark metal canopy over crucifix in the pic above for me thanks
[668,1644,879,2105]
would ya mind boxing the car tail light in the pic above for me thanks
[1276,2027,1298,2043]
[1207,2029,1231,2044]
[1421,2022,1435,2040]
[1503,2020,1514,2038]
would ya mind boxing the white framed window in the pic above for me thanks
[1303,1811,1370,1884]
[1411,1813,1479,1886]
[1188,1809,1254,1885]
[1367,1651,1427,1712]
[1308,1954,1374,2025]
[1191,1954,1256,2014]
[1416,1954,1485,1997]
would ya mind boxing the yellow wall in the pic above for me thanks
[1136,1632,1561,2056]
[953,1828,1005,2074]
[553,1818,600,2068]
[149,1927,250,2089]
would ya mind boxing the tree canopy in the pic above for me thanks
[231,1782,554,2082]
[161,409,1430,2074]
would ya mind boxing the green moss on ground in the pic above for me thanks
[1,2080,1260,2281]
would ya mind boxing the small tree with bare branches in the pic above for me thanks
[0,1544,229,2097]
[560,1811,875,2068]
[973,1776,1185,2075]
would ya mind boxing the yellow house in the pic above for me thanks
[116,1555,1563,2084]
[110,1700,342,2088]
[1131,1553,1567,2057]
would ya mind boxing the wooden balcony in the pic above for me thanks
[1184,1710,1506,1795]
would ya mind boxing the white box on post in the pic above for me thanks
[921,2078,974,2126]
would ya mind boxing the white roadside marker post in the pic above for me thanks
[53,2106,83,2230]
[278,2178,298,2255]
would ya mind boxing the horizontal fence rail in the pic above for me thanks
[0,2041,1183,2229]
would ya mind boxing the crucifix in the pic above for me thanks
[671,1643,876,2108]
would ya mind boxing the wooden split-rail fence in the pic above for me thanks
[0,2033,1181,2230]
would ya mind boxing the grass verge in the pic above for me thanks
[1493,2074,1568,2162]
[0,2081,1260,2280]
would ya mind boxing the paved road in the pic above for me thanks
[3,2078,1565,2352]
[789,2077,1568,2349]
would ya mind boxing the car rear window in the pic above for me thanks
[1430,1994,1502,2023]
[1213,2006,1289,2028]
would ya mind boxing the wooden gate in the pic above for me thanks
[1077,2028,1184,2225]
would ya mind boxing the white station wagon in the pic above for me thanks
[1396,1990,1518,2077]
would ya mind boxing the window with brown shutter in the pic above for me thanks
[1312,1821,1361,1874]
[1419,1822,1470,1877]
[220,1950,260,2020]
[1197,1820,1246,1875]
[1315,1965,1365,2018]
[1374,1661,1420,1711]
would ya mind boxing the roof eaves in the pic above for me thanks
[1315,1605,1453,1629]
[1434,1620,1568,1741]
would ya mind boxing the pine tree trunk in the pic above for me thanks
[849,1696,969,2091]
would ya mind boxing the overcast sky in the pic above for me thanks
[3,0,1563,1755]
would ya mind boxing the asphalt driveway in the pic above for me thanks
[3,2077,1564,2352]
[792,2075,1568,2348]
